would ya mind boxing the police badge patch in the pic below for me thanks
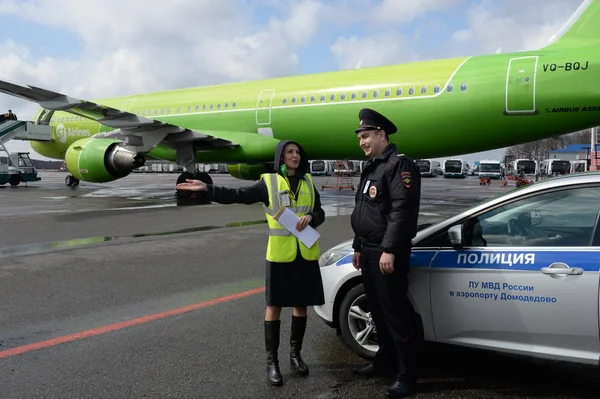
[401,171,412,188]
[369,185,377,198]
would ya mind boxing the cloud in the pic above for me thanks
[449,0,582,55]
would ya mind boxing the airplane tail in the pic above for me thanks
[542,0,600,50]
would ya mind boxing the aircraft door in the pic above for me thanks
[36,109,54,125]
[256,89,275,126]
[504,56,539,116]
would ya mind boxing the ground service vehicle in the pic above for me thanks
[479,159,502,180]
[416,159,441,177]
[444,159,467,178]
[540,159,571,177]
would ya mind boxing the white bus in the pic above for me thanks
[511,159,538,177]
[309,160,330,176]
[539,159,571,177]
[415,159,440,177]
[443,159,467,178]
[478,159,502,179]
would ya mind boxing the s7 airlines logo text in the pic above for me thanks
[55,123,91,144]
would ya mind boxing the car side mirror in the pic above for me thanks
[448,225,463,247]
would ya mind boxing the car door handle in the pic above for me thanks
[540,266,583,275]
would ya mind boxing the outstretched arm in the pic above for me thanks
[177,179,269,206]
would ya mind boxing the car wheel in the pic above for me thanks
[338,284,378,360]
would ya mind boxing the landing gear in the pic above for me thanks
[65,175,80,187]
[175,170,213,206]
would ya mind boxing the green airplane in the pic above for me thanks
[0,0,599,197]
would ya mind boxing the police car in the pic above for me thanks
[315,172,600,366]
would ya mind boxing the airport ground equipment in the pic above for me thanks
[0,119,52,186]
[322,160,355,191]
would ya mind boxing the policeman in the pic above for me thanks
[350,108,422,398]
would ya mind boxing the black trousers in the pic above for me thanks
[360,246,416,383]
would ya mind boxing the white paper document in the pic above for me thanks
[273,207,320,248]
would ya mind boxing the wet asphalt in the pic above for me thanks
[0,172,598,398]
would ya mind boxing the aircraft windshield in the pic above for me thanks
[416,160,430,172]
[445,161,462,172]
[480,164,500,172]
[517,160,536,174]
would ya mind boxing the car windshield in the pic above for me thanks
[517,161,536,174]
[416,160,430,172]
[312,161,325,171]
[553,161,571,173]
[446,161,462,172]
[480,164,500,172]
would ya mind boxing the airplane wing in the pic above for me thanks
[0,79,238,153]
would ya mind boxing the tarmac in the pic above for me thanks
[0,171,598,399]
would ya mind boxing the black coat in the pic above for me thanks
[351,143,422,255]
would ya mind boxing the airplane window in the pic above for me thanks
[167,108,171,113]
[421,86,427,94]
[351,92,357,99]
[203,105,207,110]
[156,109,160,114]
[362,91,367,99]
[310,96,316,102]
[330,94,335,101]
[187,106,191,112]
[225,103,229,108]
[396,88,402,96]
[292,97,297,103]
[195,105,199,111]
[408,87,415,95]
[320,95,325,102]
[448,84,454,92]
[341,93,346,100]
[434,85,440,93]
[461,83,468,91]
[233,102,237,108]
[210,104,213,110]
[217,104,221,109]
[177,107,181,113]
[301,96,306,103]
[385,89,391,97]
[282,98,287,104]
[143,111,146,116]
[374,90,380,98]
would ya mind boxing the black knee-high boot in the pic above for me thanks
[265,320,283,385]
[290,315,309,376]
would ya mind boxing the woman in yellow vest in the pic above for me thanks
[176,140,325,386]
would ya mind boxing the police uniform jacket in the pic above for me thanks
[351,143,421,254]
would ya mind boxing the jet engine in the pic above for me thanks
[227,163,273,181]
[64,137,145,183]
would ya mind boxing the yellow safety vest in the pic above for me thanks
[261,172,320,262]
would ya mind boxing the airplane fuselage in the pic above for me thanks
[30,46,600,165]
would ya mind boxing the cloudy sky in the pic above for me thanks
[0,0,584,165]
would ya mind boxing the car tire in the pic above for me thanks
[338,284,377,360]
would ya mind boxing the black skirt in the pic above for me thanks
[265,252,325,307]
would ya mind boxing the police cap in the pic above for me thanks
[354,108,397,135]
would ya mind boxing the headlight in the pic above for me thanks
[318,242,353,267]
